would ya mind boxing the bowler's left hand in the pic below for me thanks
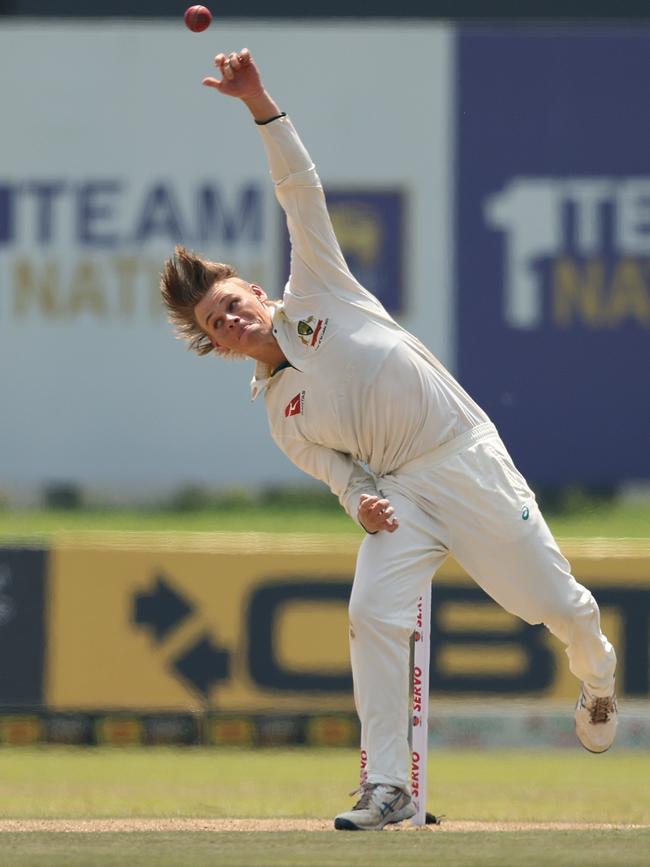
[358,494,400,534]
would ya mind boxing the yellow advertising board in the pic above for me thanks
[46,533,650,710]
[47,534,358,712]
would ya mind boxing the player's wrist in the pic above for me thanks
[357,515,378,535]
[241,87,266,104]
[243,89,281,122]
[255,111,287,126]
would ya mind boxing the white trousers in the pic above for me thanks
[349,423,617,790]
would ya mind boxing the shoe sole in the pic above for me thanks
[334,810,416,832]
[577,740,613,754]
[334,818,363,831]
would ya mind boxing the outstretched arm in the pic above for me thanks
[202,48,385,310]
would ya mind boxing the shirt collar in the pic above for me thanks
[250,361,272,401]
[249,303,293,401]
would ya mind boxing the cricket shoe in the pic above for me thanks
[334,784,416,831]
[575,683,618,753]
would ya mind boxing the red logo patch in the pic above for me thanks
[284,392,304,417]
[310,319,323,347]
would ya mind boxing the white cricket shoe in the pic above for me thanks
[334,783,416,831]
[575,683,618,753]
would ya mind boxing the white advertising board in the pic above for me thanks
[0,20,453,499]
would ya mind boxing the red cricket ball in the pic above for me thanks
[184,5,212,32]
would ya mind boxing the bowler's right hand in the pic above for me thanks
[202,48,264,101]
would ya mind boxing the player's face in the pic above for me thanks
[195,278,276,360]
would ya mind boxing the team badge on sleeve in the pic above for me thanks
[297,316,328,349]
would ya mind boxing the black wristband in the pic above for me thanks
[255,112,287,126]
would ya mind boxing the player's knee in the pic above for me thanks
[348,589,375,630]
[543,585,601,633]
[348,590,414,639]
[349,581,391,630]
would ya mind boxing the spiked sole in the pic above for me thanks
[334,807,417,832]
[334,818,364,831]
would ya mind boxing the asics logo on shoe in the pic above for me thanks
[379,791,405,818]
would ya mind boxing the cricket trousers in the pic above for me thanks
[348,422,617,791]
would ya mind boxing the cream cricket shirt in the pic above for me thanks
[251,116,490,525]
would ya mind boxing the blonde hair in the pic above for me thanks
[160,245,238,356]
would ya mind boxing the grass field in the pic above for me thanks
[0,498,649,539]
[0,747,648,865]
[2,829,649,867]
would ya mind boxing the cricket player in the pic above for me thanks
[161,49,618,831]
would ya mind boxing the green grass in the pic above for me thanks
[0,499,648,540]
[2,830,649,867]
[0,747,647,822]
[0,506,356,540]
[1,748,648,866]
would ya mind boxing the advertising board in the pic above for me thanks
[0,22,452,496]
[40,536,650,709]
[456,26,650,484]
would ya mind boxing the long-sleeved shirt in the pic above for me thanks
[251,116,490,525]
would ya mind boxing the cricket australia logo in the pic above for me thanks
[297,316,328,349]
[284,391,305,418]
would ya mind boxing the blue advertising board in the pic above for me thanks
[281,189,405,313]
[456,26,650,485]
